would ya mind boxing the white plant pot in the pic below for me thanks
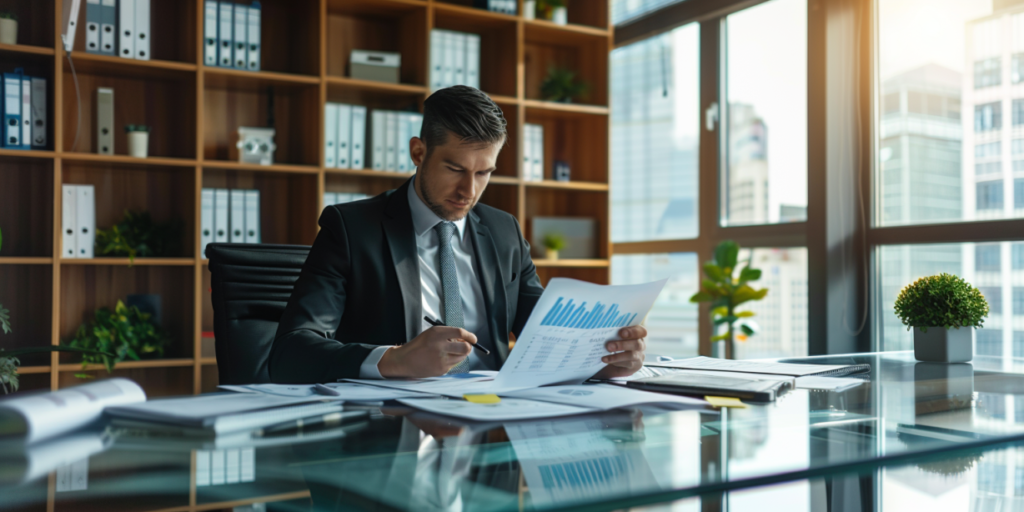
[524,0,536,20]
[0,18,17,45]
[128,131,149,158]
[913,326,973,363]
[545,248,559,260]
[552,7,568,25]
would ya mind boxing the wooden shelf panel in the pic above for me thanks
[433,2,519,22]
[59,258,197,266]
[534,259,610,268]
[525,180,608,191]
[67,53,198,80]
[203,66,320,91]
[60,153,198,168]
[489,175,519,185]
[200,357,218,366]
[203,161,322,175]
[523,100,609,115]
[0,148,57,159]
[0,43,55,56]
[57,358,195,372]
[326,76,428,95]
[524,19,611,41]
[16,365,52,375]
[325,167,416,179]
[0,257,53,265]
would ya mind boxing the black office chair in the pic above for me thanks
[206,243,310,385]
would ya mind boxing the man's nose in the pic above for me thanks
[458,173,476,198]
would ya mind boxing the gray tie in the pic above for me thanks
[436,221,469,374]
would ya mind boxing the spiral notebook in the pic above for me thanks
[645,356,870,378]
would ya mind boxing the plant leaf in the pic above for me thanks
[689,291,713,303]
[714,240,739,270]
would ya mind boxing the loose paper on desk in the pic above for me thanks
[396,398,594,421]
[503,384,707,410]
[0,378,145,443]
[492,278,668,388]
[220,382,432,401]
[346,373,531,399]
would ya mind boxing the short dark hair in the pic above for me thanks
[421,86,507,152]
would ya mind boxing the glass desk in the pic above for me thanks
[4,351,1024,512]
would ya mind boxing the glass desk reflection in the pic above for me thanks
[5,351,1024,511]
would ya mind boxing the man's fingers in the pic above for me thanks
[601,350,644,366]
[618,326,647,340]
[430,326,478,344]
[443,339,473,356]
[606,338,646,353]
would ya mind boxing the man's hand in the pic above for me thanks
[378,326,478,378]
[592,326,648,380]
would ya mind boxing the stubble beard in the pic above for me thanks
[420,169,477,222]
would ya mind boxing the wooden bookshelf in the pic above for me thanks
[0,0,613,406]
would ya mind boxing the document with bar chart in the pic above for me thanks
[493,278,668,389]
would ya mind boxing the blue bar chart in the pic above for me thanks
[539,297,639,329]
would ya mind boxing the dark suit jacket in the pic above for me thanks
[270,178,545,383]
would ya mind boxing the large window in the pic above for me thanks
[611,254,699,358]
[721,0,808,226]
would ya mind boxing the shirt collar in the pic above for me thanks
[407,177,467,240]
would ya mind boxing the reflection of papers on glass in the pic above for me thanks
[0,430,112,486]
[503,384,707,410]
[396,398,594,421]
[493,278,667,389]
[220,382,432,402]
[647,356,869,377]
[346,375,531,399]
[505,419,660,507]
[196,448,255,486]
[0,378,145,443]
[794,376,864,392]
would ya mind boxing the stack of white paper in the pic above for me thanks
[0,378,145,443]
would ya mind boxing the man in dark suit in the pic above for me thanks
[270,86,647,383]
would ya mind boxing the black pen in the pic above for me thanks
[424,316,491,355]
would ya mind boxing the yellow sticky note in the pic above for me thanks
[705,396,747,409]
[463,394,501,404]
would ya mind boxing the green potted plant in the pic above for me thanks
[125,125,151,158]
[540,66,589,103]
[64,299,171,375]
[542,232,566,260]
[689,240,769,359]
[0,12,18,45]
[894,273,989,363]
[96,210,183,265]
[0,228,113,393]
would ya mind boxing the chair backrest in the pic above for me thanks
[206,243,310,385]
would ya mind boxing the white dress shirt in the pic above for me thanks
[358,179,494,378]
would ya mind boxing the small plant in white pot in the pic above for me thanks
[894,273,989,363]
[542,232,566,260]
[0,12,18,45]
[125,124,150,158]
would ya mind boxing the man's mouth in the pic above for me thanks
[447,200,471,208]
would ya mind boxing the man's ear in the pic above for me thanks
[410,137,427,168]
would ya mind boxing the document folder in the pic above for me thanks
[204,1,218,65]
[247,2,261,71]
[100,0,117,55]
[371,110,385,170]
[200,189,214,258]
[31,77,46,147]
[351,106,366,170]
[20,75,31,150]
[135,0,150,60]
[62,185,78,258]
[229,189,246,243]
[85,0,102,53]
[324,103,338,168]
[218,2,233,67]
[3,71,22,148]
[233,3,247,69]
[118,0,134,58]
[337,104,352,168]
[214,189,229,243]
[244,190,261,244]
[75,185,96,259]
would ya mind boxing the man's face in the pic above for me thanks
[411,130,502,222]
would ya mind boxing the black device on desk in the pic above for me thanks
[626,372,790,402]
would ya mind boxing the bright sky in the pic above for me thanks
[879,0,993,79]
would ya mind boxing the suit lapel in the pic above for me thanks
[382,178,422,343]
[468,211,510,364]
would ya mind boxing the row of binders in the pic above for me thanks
[323,192,369,211]
[473,0,518,14]
[372,110,424,173]
[200,189,261,258]
[523,123,545,181]
[84,0,151,60]
[61,185,96,259]
[204,1,262,71]
[324,103,366,169]
[2,70,46,150]
[430,30,481,91]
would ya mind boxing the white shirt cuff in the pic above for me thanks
[358,346,394,379]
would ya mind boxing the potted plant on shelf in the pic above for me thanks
[125,125,150,158]
[536,0,567,25]
[540,66,589,104]
[63,299,171,378]
[689,240,769,359]
[0,228,114,393]
[894,273,989,363]
[542,232,566,260]
[96,210,183,265]
[0,12,18,45]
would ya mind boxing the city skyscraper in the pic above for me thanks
[725,103,770,225]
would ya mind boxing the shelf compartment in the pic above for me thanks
[202,83,320,166]
[433,7,517,98]
[1,51,55,151]
[62,162,197,259]
[250,0,321,76]
[478,181,519,219]
[203,160,321,175]
[0,42,55,56]
[59,265,196,362]
[325,167,416,179]
[0,158,53,258]
[60,258,196,266]
[524,22,609,106]
[0,1,54,48]
[61,152,198,168]
[326,0,428,86]
[526,187,609,259]
[203,168,319,246]
[325,77,425,112]
[523,106,608,183]
[0,265,53,366]
[60,68,197,158]
[68,0,197,63]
